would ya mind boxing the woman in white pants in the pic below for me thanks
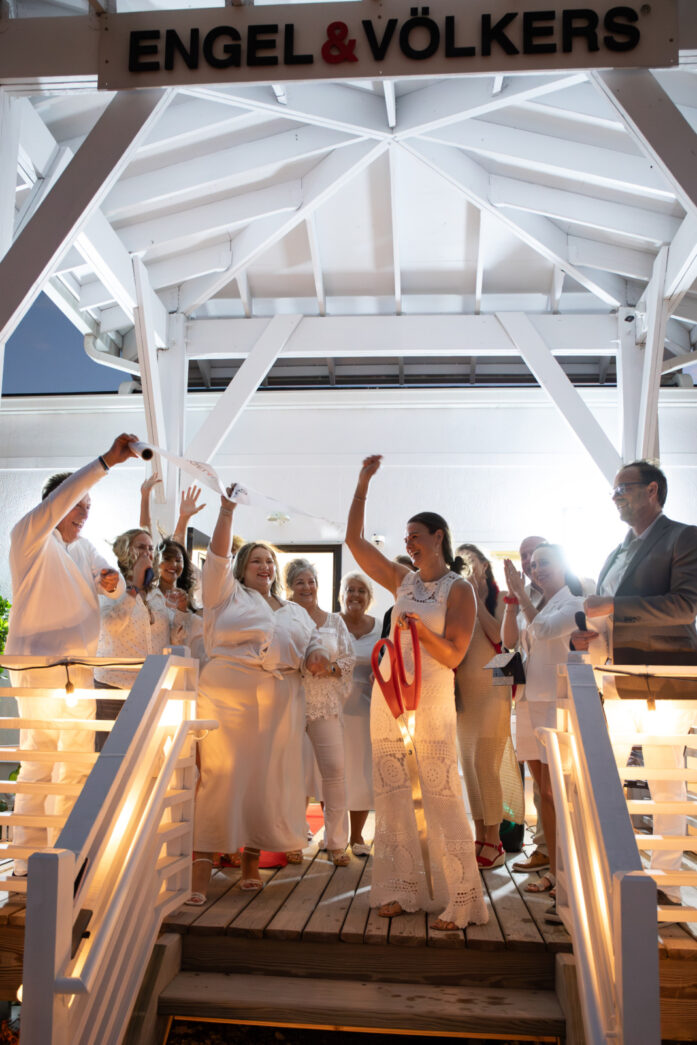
[286,558,355,866]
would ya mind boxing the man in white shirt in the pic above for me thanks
[576,460,697,905]
[6,433,139,875]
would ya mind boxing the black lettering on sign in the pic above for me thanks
[604,6,640,51]
[247,24,279,67]
[445,15,475,58]
[562,9,599,52]
[202,27,241,69]
[284,24,313,65]
[522,10,557,54]
[399,8,441,61]
[164,29,199,71]
[362,18,398,60]
[129,30,161,73]
[481,12,519,56]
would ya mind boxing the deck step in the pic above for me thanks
[159,971,565,1038]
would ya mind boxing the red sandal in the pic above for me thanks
[477,841,506,869]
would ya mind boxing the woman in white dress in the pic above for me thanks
[285,558,355,865]
[190,488,331,902]
[339,572,380,856]
[346,455,487,931]
[502,543,584,922]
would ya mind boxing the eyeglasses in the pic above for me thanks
[611,482,649,497]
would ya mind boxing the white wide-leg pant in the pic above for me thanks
[306,714,348,851]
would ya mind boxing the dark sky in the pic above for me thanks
[3,293,124,395]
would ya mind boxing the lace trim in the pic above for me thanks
[398,570,459,605]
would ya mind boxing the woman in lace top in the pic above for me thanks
[345,455,487,931]
[286,558,355,866]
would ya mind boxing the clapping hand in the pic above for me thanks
[306,650,333,677]
[99,568,120,593]
[503,558,526,600]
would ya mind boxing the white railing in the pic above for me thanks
[0,650,216,1045]
[542,654,697,1045]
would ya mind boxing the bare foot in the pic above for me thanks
[378,901,404,918]
[431,917,459,931]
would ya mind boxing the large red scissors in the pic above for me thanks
[371,618,433,899]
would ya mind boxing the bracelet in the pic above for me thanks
[219,507,234,517]
[353,494,367,502]
[98,455,110,472]
[503,596,519,606]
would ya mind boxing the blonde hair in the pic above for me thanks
[284,557,318,595]
[339,571,374,610]
[233,541,283,599]
[111,529,159,592]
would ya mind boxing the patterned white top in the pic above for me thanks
[303,612,356,721]
[96,587,181,687]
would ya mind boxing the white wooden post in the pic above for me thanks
[159,311,189,531]
[133,256,169,500]
[617,307,643,464]
[22,849,75,1045]
[0,88,171,346]
[186,313,303,462]
[636,247,668,461]
[613,871,661,1045]
[496,312,622,483]
[0,89,21,398]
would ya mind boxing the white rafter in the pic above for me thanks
[306,213,325,317]
[402,138,626,307]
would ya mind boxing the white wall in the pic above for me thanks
[2,386,697,618]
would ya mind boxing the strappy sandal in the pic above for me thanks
[330,849,350,866]
[477,841,506,869]
[185,892,207,906]
[431,917,459,931]
[525,871,556,894]
[286,850,303,864]
[240,878,264,891]
[378,901,404,918]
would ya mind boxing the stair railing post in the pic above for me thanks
[22,848,76,1045]
[613,870,661,1045]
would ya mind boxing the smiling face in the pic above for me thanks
[56,495,91,545]
[289,568,318,610]
[611,465,658,530]
[519,536,546,579]
[529,546,566,597]
[404,521,443,568]
[159,546,184,588]
[243,545,277,595]
[341,577,371,615]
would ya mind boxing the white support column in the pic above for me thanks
[497,312,622,483]
[0,88,22,397]
[636,247,669,461]
[133,256,168,492]
[0,88,171,347]
[186,314,302,463]
[617,307,643,464]
[158,311,189,533]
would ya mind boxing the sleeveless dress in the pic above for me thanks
[370,570,488,927]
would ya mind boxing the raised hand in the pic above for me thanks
[503,558,525,599]
[359,455,382,484]
[141,473,162,497]
[103,433,140,468]
[180,485,207,519]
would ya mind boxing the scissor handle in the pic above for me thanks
[394,618,422,712]
[371,638,405,719]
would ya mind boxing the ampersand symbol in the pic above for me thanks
[321,21,359,63]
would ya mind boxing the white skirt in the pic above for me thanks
[515,696,557,764]
[194,658,307,852]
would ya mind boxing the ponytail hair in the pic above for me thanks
[457,543,499,615]
[407,512,464,575]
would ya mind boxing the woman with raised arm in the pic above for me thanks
[345,456,487,931]
[189,486,331,903]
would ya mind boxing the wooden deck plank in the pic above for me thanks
[464,874,505,951]
[510,869,572,954]
[265,851,334,941]
[191,868,277,935]
[160,971,566,1037]
[364,905,390,946]
[227,858,312,939]
[340,853,372,944]
[162,869,239,933]
[387,909,427,947]
[482,859,546,952]
[426,918,466,949]
[303,851,368,943]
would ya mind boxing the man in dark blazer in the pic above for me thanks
[577,459,697,905]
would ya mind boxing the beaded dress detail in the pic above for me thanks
[370,569,487,927]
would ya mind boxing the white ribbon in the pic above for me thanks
[139,442,342,537]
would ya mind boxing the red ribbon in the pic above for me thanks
[371,619,422,718]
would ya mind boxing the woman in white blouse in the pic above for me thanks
[502,543,584,920]
[286,558,355,866]
[95,528,181,750]
[190,488,331,902]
